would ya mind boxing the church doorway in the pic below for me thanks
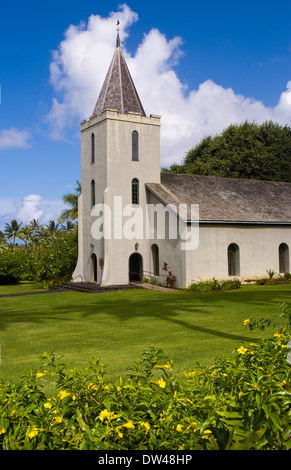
[129,253,143,282]
[90,253,98,283]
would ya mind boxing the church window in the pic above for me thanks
[132,131,139,160]
[279,243,289,273]
[151,244,159,276]
[228,243,240,276]
[91,133,95,163]
[91,179,95,208]
[132,178,139,205]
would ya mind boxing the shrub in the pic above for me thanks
[0,305,290,450]
[188,278,241,292]
[34,231,78,288]
[0,251,34,285]
[256,274,291,286]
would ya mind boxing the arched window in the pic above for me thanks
[90,253,98,282]
[132,178,139,205]
[151,244,159,276]
[91,133,95,163]
[91,179,95,208]
[132,130,139,161]
[279,243,289,273]
[228,243,240,276]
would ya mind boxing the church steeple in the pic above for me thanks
[93,30,146,117]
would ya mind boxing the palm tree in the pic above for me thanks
[4,219,22,248]
[29,219,43,248]
[0,230,7,252]
[43,220,60,238]
[61,220,76,232]
[18,225,33,251]
[58,181,81,223]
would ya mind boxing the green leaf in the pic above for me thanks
[216,410,243,419]
[269,412,283,431]
[229,426,267,450]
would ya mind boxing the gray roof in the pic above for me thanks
[146,173,291,224]
[93,33,146,117]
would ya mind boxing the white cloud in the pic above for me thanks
[16,194,44,224]
[0,127,31,150]
[0,195,65,231]
[46,4,291,166]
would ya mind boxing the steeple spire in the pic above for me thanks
[116,20,120,48]
[116,32,120,48]
[92,25,146,117]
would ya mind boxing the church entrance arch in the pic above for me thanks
[90,253,98,283]
[129,253,143,282]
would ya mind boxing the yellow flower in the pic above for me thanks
[251,382,261,391]
[53,416,63,424]
[123,420,135,430]
[274,333,282,338]
[155,378,166,389]
[58,390,70,400]
[72,395,76,400]
[0,427,6,435]
[154,363,172,369]
[88,382,98,390]
[103,385,110,390]
[36,372,45,379]
[176,424,183,432]
[202,429,212,439]
[237,346,248,355]
[243,319,250,325]
[99,409,111,421]
[28,428,39,439]
[140,421,150,432]
[44,402,52,409]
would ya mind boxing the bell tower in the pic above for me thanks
[73,30,161,285]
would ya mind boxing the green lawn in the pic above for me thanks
[0,282,44,295]
[0,284,290,381]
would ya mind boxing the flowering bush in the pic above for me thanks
[188,278,241,292]
[0,306,290,450]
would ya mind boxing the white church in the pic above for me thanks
[72,32,291,287]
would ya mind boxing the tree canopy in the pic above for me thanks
[163,121,291,182]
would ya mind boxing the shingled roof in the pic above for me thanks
[93,33,146,117]
[146,173,291,224]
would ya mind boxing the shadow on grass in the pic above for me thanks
[1,286,289,343]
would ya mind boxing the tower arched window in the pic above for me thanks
[279,243,289,273]
[132,178,139,205]
[91,179,95,208]
[151,244,159,276]
[132,131,139,161]
[91,133,95,163]
[228,243,240,276]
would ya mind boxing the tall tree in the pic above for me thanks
[43,220,60,238]
[58,181,81,223]
[4,219,22,248]
[163,121,291,182]
[18,225,33,251]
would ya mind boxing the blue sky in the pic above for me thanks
[0,1,291,230]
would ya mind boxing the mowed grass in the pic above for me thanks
[0,284,290,381]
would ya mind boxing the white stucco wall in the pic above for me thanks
[73,109,161,285]
[187,224,291,284]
